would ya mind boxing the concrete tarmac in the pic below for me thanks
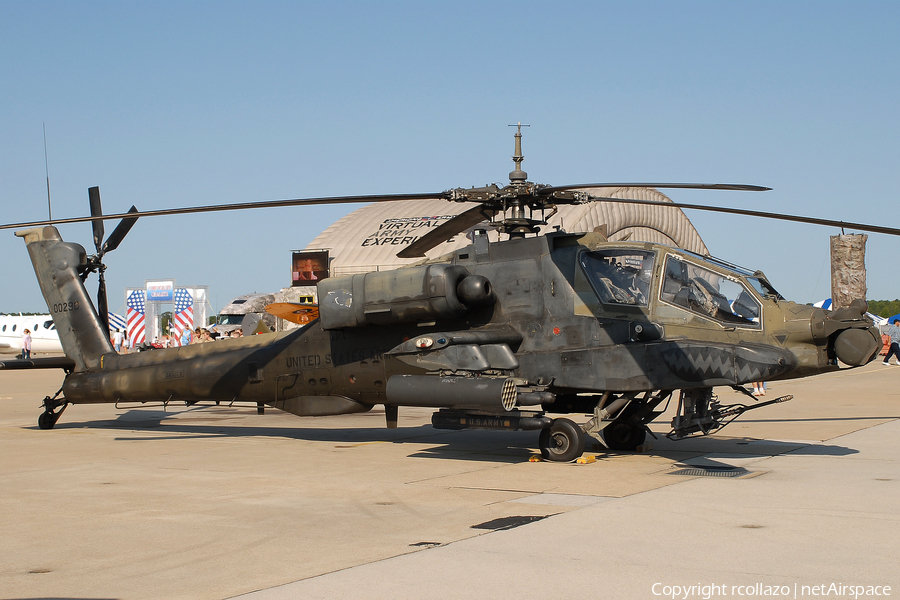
[1,361,898,600]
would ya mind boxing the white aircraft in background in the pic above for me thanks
[0,314,63,355]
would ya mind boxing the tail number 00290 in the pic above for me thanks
[53,301,80,313]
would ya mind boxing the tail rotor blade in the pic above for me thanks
[88,186,105,254]
[102,206,139,254]
[97,271,110,337]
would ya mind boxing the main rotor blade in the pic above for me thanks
[101,206,139,254]
[88,186,105,253]
[539,183,772,195]
[396,204,497,259]
[0,192,449,231]
[589,196,900,237]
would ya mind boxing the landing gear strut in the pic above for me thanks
[538,418,585,462]
[578,391,668,451]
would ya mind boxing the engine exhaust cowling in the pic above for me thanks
[319,264,494,329]
[456,275,494,307]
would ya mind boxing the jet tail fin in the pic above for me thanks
[15,226,113,372]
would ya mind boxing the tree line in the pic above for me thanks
[866,300,900,318]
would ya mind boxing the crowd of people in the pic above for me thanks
[109,325,250,353]
[156,327,245,348]
[187,327,244,344]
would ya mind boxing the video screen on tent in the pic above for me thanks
[291,251,329,285]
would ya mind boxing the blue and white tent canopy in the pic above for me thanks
[108,312,127,333]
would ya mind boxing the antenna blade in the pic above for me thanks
[102,206,139,254]
[397,205,495,259]
[88,186,105,253]
[43,122,52,220]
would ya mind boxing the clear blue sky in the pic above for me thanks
[2,1,898,313]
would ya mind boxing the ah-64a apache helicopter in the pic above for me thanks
[1,127,893,461]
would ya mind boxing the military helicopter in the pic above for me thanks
[0,127,892,461]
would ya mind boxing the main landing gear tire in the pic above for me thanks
[538,418,586,462]
[603,420,646,451]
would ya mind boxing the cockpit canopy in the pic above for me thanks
[580,249,654,306]
[660,255,761,327]
[580,246,775,329]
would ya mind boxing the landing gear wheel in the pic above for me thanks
[603,420,647,451]
[38,411,58,430]
[37,397,68,430]
[538,418,586,462]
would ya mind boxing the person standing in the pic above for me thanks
[113,328,124,353]
[22,328,32,359]
[883,319,900,365]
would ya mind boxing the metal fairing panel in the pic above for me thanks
[279,395,371,417]
[453,235,548,318]
[658,342,794,384]
[518,340,795,392]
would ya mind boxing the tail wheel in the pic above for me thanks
[603,420,647,451]
[38,397,68,430]
[538,418,586,462]
[38,411,58,430]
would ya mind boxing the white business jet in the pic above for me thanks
[0,313,63,355]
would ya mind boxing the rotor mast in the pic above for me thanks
[503,123,541,238]
[508,123,528,182]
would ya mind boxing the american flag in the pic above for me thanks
[172,288,193,347]
[126,290,146,345]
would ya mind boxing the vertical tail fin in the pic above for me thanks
[16,226,113,371]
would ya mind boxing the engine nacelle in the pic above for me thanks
[318,264,494,330]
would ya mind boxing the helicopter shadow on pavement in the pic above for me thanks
[44,407,544,464]
[40,406,862,464]
[644,430,860,459]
